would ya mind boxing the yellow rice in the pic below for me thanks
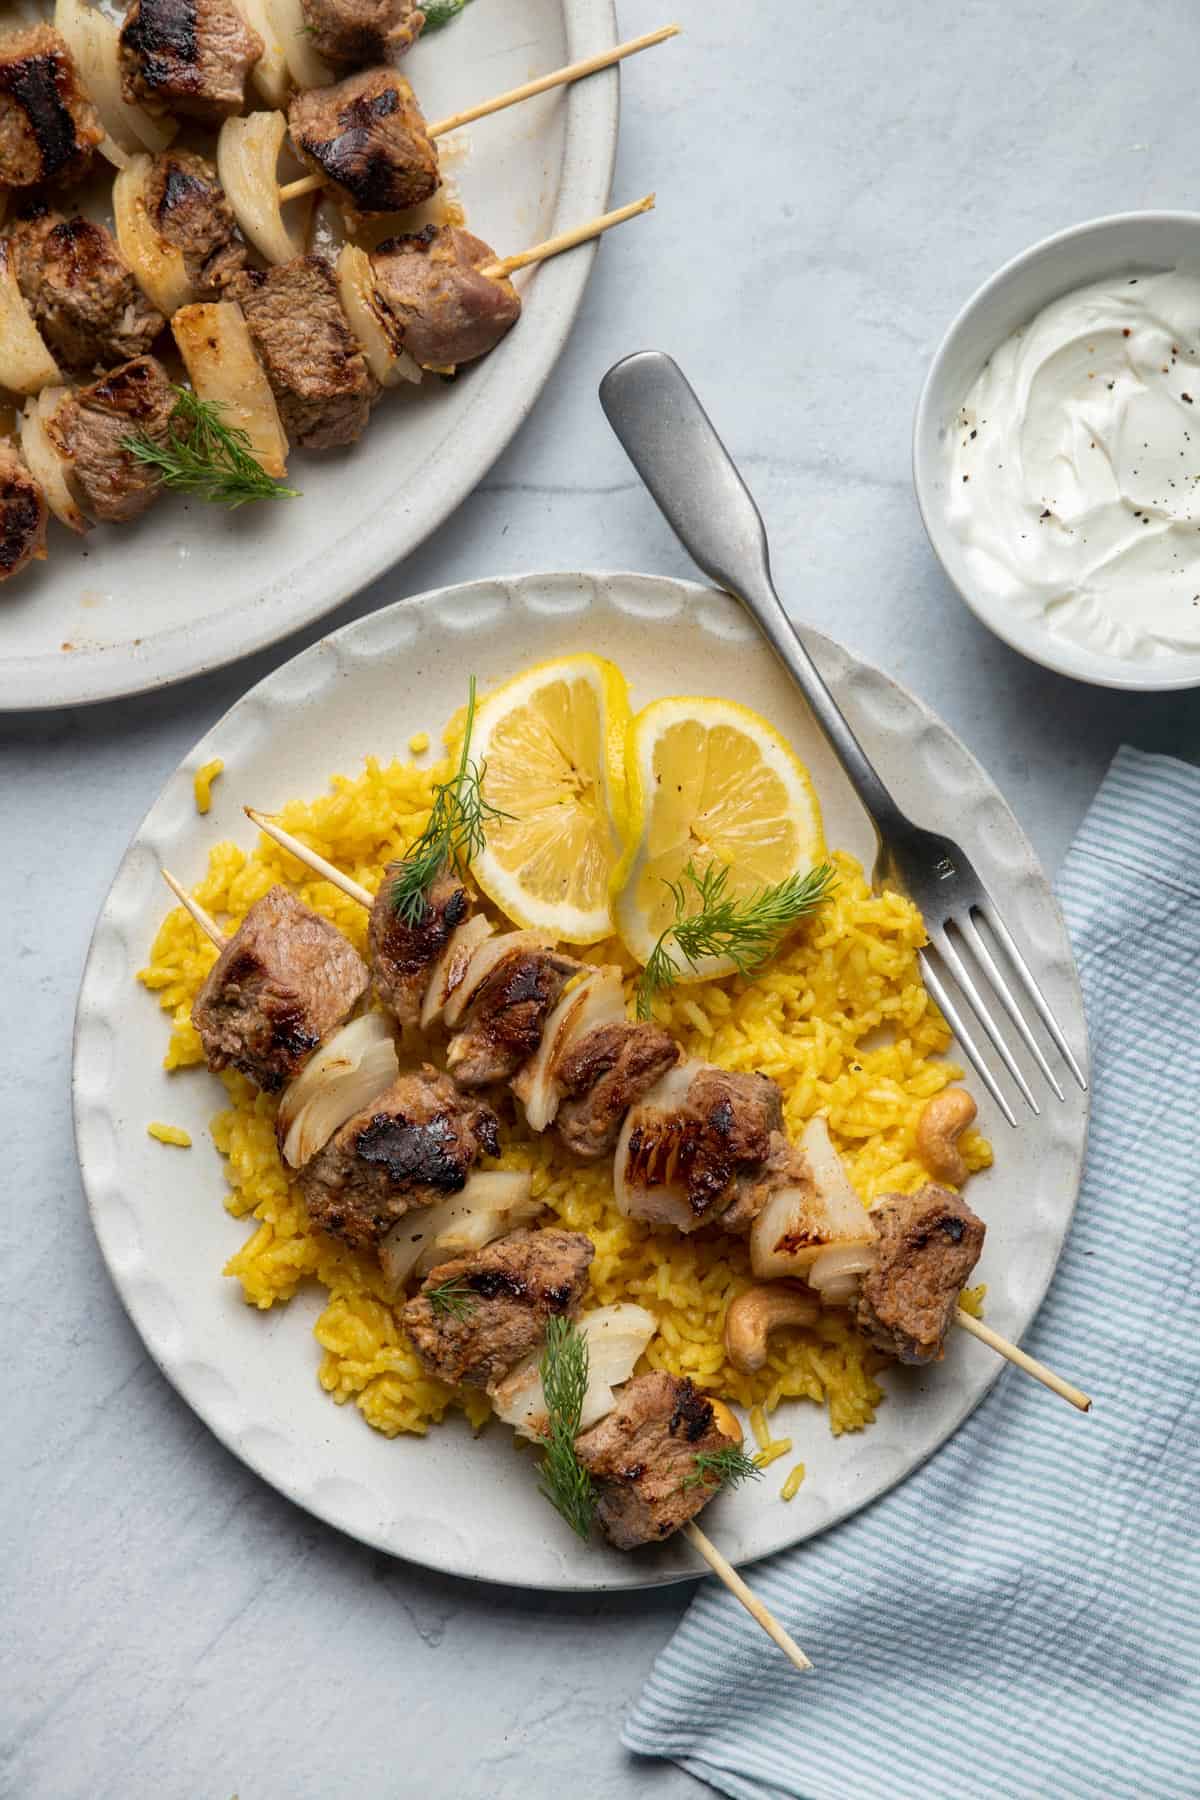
[139,744,992,1445]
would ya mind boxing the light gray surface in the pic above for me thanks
[4,3,1199,1797]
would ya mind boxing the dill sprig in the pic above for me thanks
[681,1445,764,1494]
[390,676,510,925]
[122,388,300,509]
[536,1315,597,1541]
[425,1276,476,1321]
[422,0,476,30]
[637,858,837,1018]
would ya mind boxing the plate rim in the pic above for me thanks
[73,569,1091,1591]
[4,0,619,713]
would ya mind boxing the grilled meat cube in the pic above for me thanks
[143,149,247,296]
[369,863,470,1029]
[854,1184,986,1365]
[44,354,176,525]
[0,27,102,191]
[230,257,378,450]
[300,0,425,67]
[7,210,164,373]
[619,1065,785,1232]
[403,1227,593,1388]
[371,226,521,370]
[574,1372,740,1550]
[554,1022,681,1160]
[288,68,440,217]
[119,0,262,124]
[191,884,369,1092]
[447,942,582,1088]
[0,439,47,587]
[300,1065,499,1249]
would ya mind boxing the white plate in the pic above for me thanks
[2,1,618,710]
[73,572,1089,1590]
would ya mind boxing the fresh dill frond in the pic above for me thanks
[122,387,300,509]
[425,1276,477,1321]
[536,1315,597,1541]
[681,1445,764,1494]
[422,0,476,30]
[389,676,511,925]
[636,858,837,1018]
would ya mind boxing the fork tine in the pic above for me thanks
[976,902,1088,1092]
[930,928,1040,1115]
[959,913,1065,1101]
[918,950,1018,1128]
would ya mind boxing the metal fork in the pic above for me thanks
[599,351,1087,1125]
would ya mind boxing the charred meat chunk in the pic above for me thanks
[7,210,164,373]
[0,440,47,587]
[555,1021,681,1160]
[574,1372,740,1550]
[0,27,103,191]
[447,941,581,1088]
[620,1065,785,1232]
[369,863,469,1029]
[230,257,378,451]
[854,1184,986,1365]
[300,0,425,68]
[403,1228,593,1388]
[119,0,262,123]
[288,69,440,217]
[191,884,370,1092]
[143,148,247,296]
[300,1065,499,1249]
[44,354,177,525]
[371,226,521,370]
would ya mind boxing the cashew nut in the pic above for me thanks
[724,1285,820,1375]
[707,1397,743,1446]
[915,1087,978,1185]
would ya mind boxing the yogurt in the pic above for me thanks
[945,269,1200,659]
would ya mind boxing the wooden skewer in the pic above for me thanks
[478,195,654,280]
[244,807,375,909]
[161,868,224,949]
[955,1308,1091,1411]
[683,1523,812,1671]
[277,25,680,205]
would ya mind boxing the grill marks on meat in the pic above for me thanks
[625,1067,785,1227]
[447,942,582,1088]
[300,1065,499,1249]
[299,0,426,67]
[0,440,47,586]
[0,27,103,190]
[8,211,164,373]
[191,884,370,1091]
[119,0,262,123]
[555,1022,680,1159]
[371,226,521,370]
[855,1184,986,1364]
[230,257,378,450]
[288,70,440,216]
[369,864,469,1029]
[574,1372,739,1549]
[44,354,176,525]
[403,1228,593,1387]
[144,149,247,296]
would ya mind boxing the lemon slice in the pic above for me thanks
[469,656,631,943]
[614,695,826,978]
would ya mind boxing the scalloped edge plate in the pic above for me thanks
[73,572,1089,1590]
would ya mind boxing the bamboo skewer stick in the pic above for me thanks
[683,1523,812,1672]
[955,1308,1091,1411]
[277,26,680,205]
[478,195,655,279]
[161,869,225,948]
[244,807,374,908]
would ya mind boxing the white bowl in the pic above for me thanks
[914,211,1200,692]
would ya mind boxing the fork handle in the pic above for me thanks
[599,351,907,841]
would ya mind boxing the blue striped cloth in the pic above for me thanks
[624,747,1200,1800]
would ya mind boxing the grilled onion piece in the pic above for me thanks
[749,1116,875,1281]
[113,153,194,315]
[335,244,421,388]
[172,300,290,479]
[217,110,309,267]
[19,390,88,535]
[267,0,334,89]
[441,929,556,1031]
[419,911,494,1031]
[512,965,627,1132]
[0,242,62,398]
[489,1304,658,1440]
[276,1013,399,1169]
[54,0,175,157]
[377,1170,540,1293]
[235,0,291,107]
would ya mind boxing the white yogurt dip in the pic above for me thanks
[945,269,1200,659]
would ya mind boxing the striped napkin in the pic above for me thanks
[624,747,1200,1800]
